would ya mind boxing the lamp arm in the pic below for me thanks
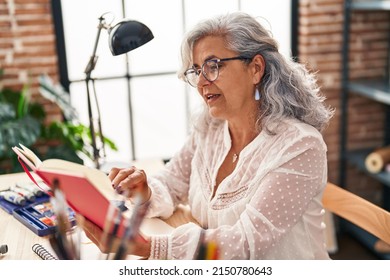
[91,79,106,158]
[84,79,99,167]
[84,15,109,168]
[84,16,107,77]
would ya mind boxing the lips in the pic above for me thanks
[205,94,221,100]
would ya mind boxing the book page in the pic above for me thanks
[40,159,116,201]
[38,157,166,202]
[12,144,116,202]
[19,144,43,167]
[12,145,41,171]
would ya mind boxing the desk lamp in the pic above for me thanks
[84,13,153,168]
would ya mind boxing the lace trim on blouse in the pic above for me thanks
[149,235,169,260]
[212,185,249,210]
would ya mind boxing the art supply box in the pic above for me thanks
[0,194,75,236]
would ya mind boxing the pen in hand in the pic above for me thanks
[113,194,150,260]
[101,190,128,260]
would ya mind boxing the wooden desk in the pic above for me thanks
[0,172,195,260]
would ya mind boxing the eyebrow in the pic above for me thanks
[192,55,218,67]
[204,55,217,61]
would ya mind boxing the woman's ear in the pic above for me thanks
[252,54,265,84]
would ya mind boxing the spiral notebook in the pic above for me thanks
[32,243,58,260]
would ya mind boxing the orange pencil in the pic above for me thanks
[206,241,219,260]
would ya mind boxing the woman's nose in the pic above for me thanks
[197,72,212,88]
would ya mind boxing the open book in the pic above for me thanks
[12,144,173,238]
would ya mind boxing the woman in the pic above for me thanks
[98,12,334,259]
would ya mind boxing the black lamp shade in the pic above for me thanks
[108,19,154,56]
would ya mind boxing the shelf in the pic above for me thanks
[347,149,390,187]
[347,80,390,105]
[350,1,390,11]
[341,0,390,260]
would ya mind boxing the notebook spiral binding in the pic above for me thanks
[32,243,58,260]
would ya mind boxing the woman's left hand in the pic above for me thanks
[109,166,151,204]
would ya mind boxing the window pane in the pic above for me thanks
[62,0,126,80]
[69,79,132,163]
[124,0,183,75]
[241,0,292,58]
[184,0,239,30]
[131,75,187,159]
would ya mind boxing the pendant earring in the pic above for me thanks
[255,88,261,101]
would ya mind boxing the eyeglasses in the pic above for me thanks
[184,56,251,87]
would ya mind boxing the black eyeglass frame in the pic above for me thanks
[184,56,251,87]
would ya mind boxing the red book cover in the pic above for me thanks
[12,144,127,237]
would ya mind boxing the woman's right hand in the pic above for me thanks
[108,166,151,204]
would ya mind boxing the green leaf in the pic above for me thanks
[0,103,16,122]
[1,88,22,110]
[39,75,78,121]
[17,84,30,118]
[101,136,118,151]
[0,115,41,157]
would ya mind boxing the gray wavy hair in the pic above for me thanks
[178,12,334,134]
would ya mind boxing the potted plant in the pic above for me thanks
[0,72,117,174]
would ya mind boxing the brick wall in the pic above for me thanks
[299,0,388,203]
[1,0,389,204]
[0,0,61,125]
